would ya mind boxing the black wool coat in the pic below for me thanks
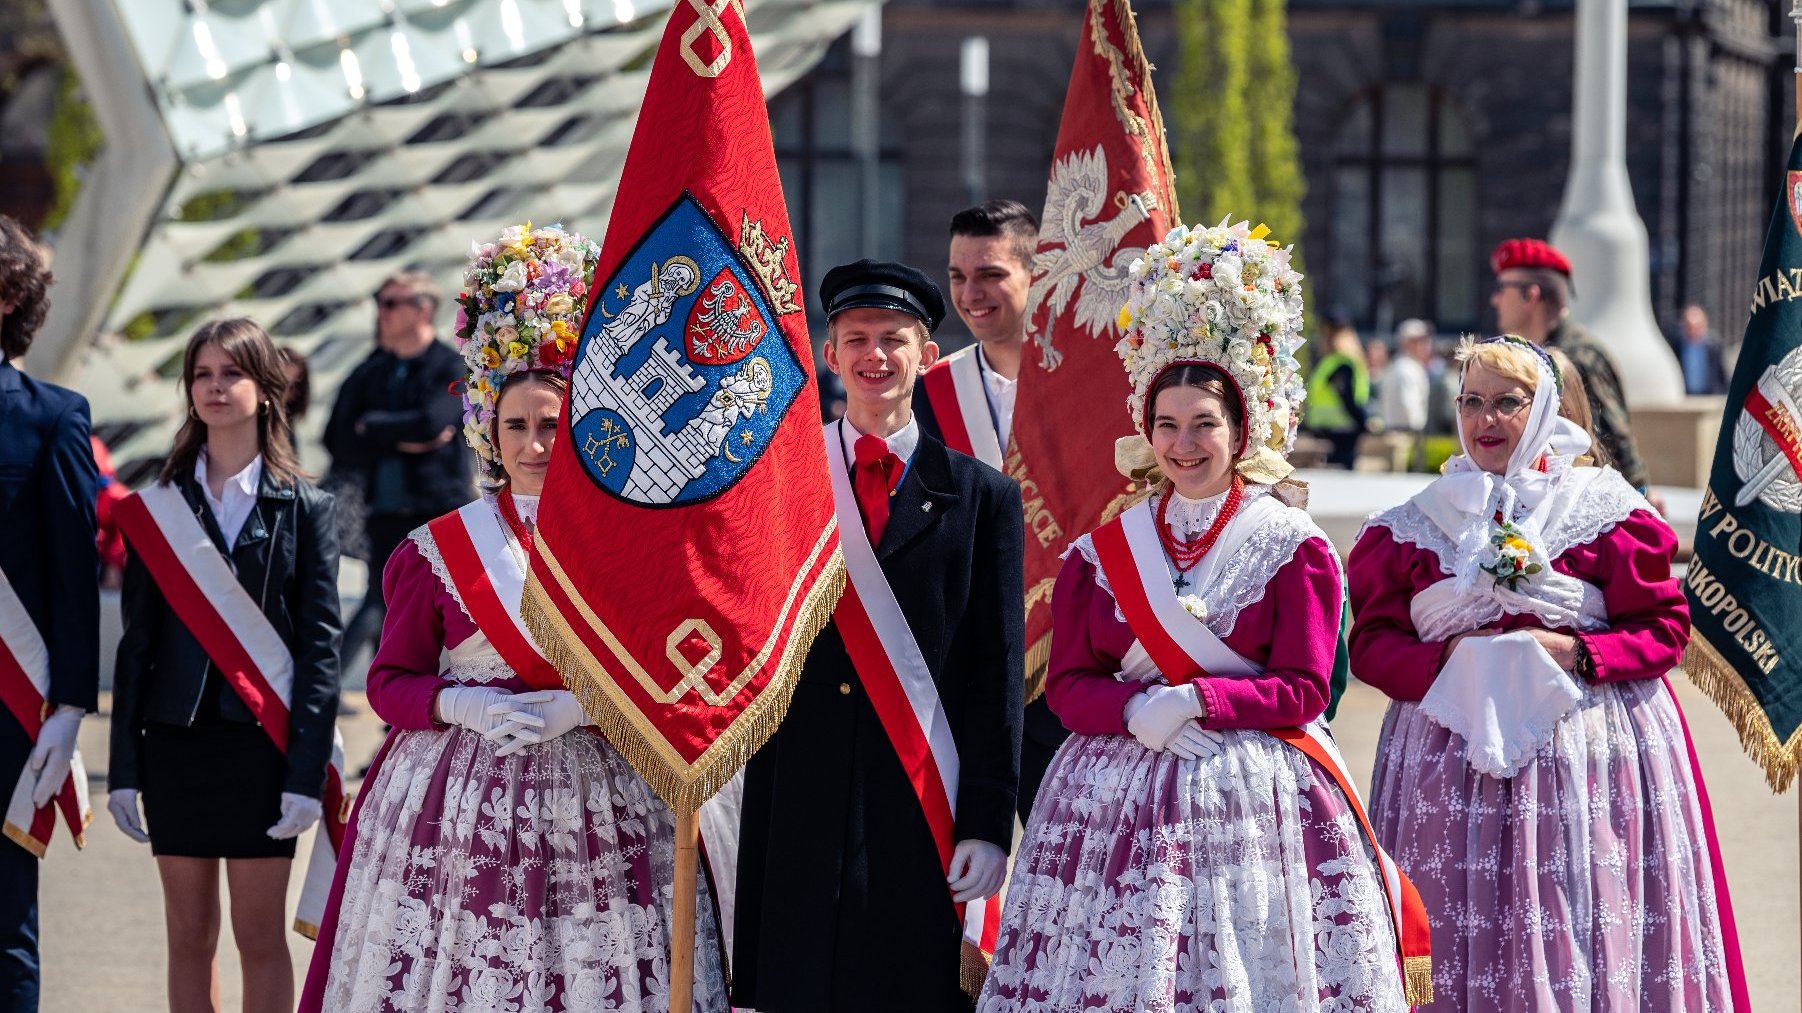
[733,430,1025,1013]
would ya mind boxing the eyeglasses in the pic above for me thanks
[1455,393,1533,419]
[1492,280,1535,297]
[375,295,417,311]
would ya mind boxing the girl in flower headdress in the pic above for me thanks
[978,221,1420,1012]
[1349,335,1746,1011]
[299,224,729,1013]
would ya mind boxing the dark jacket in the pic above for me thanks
[110,469,342,799]
[0,362,99,777]
[734,432,1025,1013]
[323,340,471,516]
[1546,317,1649,488]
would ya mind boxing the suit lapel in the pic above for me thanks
[0,363,26,515]
[877,436,958,562]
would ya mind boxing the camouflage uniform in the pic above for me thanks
[1544,316,1650,489]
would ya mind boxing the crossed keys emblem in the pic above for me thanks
[681,0,744,78]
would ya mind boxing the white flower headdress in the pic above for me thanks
[1113,218,1308,485]
[454,222,602,484]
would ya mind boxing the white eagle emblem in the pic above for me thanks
[1026,145,1159,370]
[1732,344,1802,513]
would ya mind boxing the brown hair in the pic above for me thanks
[1549,347,1609,466]
[159,319,304,486]
[278,345,311,422]
[1147,363,1245,452]
[0,215,53,361]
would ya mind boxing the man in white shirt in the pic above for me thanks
[1380,318,1433,434]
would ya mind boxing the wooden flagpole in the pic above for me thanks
[670,810,700,1013]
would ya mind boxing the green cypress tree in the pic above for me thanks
[1246,0,1306,251]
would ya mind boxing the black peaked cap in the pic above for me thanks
[819,259,946,333]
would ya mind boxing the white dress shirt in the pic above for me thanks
[195,450,264,547]
[1380,355,1430,433]
[977,345,1017,450]
[837,413,920,465]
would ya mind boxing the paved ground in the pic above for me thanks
[39,677,1800,1011]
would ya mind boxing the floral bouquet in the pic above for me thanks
[1480,520,1544,591]
[454,222,602,482]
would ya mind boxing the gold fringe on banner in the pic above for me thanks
[1682,630,1802,793]
[1023,632,1053,704]
[522,537,847,818]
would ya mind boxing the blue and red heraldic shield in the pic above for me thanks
[522,0,842,816]
[1011,0,1180,693]
[1686,132,1802,790]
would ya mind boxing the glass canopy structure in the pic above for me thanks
[44,0,871,473]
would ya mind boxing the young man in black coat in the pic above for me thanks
[0,215,99,1012]
[734,260,1025,1012]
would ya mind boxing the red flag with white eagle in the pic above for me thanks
[1011,0,1180,689]
[522,0,842,816]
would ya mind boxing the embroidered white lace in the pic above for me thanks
[407,522,522,686]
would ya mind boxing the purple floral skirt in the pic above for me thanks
[1370,680,1735,1012]
[977,730,1407,1012]
[318,725,728,1013]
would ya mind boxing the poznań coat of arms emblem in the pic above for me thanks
[569,194,807,505]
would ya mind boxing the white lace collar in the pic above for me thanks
[1154,485,1233,539]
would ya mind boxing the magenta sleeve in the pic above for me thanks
[1044,552,1143,736]
[1194,536,1336,729]
[1347,525,1449,702]
[1577,510,1690,684]
[365,540,452,730]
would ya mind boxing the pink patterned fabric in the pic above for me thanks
[981,501,1406,1013]
[1351,510,1740,1012]
[299,536,728,1013]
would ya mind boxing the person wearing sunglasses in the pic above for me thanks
[1346,334,1744,1010]
[323,270,472,672]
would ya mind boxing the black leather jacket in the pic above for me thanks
[109,469,343,799]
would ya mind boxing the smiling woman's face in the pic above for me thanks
[1458,363,1533,475]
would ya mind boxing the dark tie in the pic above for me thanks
[853,434,902,545]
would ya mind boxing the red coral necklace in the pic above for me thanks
[1158,473,1244,591]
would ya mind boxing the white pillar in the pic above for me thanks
[1548,0,1683,406]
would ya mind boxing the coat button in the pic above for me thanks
[838,682,852,695]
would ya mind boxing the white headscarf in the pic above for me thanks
[1411,338,1593,592]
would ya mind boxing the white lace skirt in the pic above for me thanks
[320,725,728,1013]
[977,732,1408,1012]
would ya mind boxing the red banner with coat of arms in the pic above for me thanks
[523,0,843,816]
[1010,0,1180,689]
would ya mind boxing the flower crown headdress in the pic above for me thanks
[1113,218,1308,485]
[455,222,602,484]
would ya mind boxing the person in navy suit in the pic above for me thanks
[0,214,100,1011]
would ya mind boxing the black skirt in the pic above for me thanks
[139,722,295,859]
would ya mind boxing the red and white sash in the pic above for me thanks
[1090,498,1435,1007]
[823,424,1003,994]
[921,346,1004,470]
[114,483,348,938]
[0,568,88,857]
[426,500,563,691]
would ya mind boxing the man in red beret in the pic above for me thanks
[1490,237,1650,491]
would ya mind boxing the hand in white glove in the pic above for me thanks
[486,690,587,757]
[434,685,515,736]
[107,788,149,844]
[28,705,82,808]
[1124,683,1203,752]
[947,839,1006,902]
[1165,721,1226,761]
[265,792,324,840]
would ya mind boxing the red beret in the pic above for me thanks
[1490,238,1572,277]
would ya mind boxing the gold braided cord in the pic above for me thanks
[1682,630,1802,793]
[522,538,845,817]
[1111,0,1180,222]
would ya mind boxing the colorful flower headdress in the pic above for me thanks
[455,222,602,484]
[1114,218,1308,485]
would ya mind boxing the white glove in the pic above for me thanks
[947,839,1006,902]
[487,690,588,757]
[107,788,149,844]
[265,792,323,840]
[434,685,515,736]
[28,705,82,808]
[1124,683,1203,752]
[1165,721,1226,761]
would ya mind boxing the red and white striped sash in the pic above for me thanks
[114,483,348,938]
[426,500,563,691]
[823,425,1003,993]
[1090,499,1435,1007]
[0,567,88,857]
[921,346,1004,470]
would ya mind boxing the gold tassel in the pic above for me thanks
[292,918,321,941]
[1402,956,1434,1007]
[1682,631,1802,793]
[521,543,846,817]
[1023,632,1052,704]
[959,940,991,999]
